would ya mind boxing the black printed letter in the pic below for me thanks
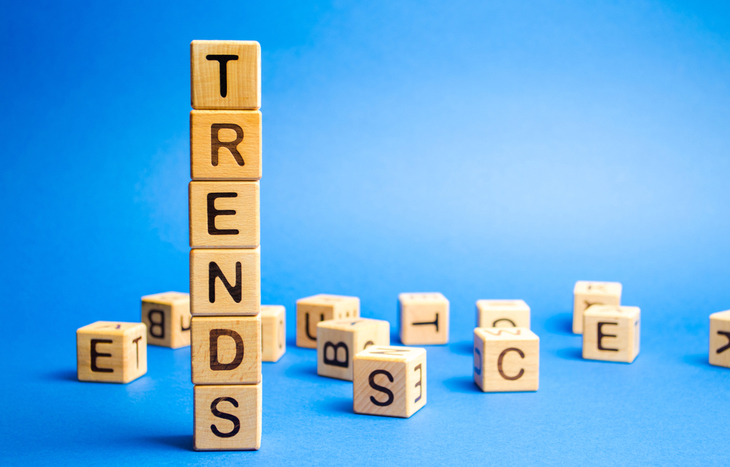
[209,329,244,371]
[323,342,349,368]
[90,339,113,373]
[207,193,239,236]
[206,54,238,98]
[209,261,242,303]
[210,397,240,438]
[497,347,525,381]
[211,124,244,166]
[369,370,394,406]
[597,322,619,351]
[147,309,165,339]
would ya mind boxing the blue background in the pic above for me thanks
[1,1,729,465]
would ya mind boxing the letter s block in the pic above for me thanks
[141,292,191,349]
[194,383,261,451]
[191,40,260,110]
[191,315,261,384]
[476,299,530,329]
[189,181,260,248]
[353,346,426,418]
[295,294,360,348]
[261,305,286,363]
[398,293,449,345]
[573,281,622,334]
[76,321,147,383]
[473,328,539,392]
[317,318,390,381]
[582,305,640,363]
[710,310,730,368]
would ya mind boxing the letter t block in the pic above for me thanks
[473,328,539,392]
[399,293,449,345]
[582,305,640,363]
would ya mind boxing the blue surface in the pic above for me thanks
[2,1,730,465]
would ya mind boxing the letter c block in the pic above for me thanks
[473,327,539,392]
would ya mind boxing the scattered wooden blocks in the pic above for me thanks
[296,294,360,348]
[261,305,286,363]
[191,315,261,384]
[191,40,261,110]
[398,293,449,345]
[473,327,539,392]
[582,305,640,363]
[141,292,191,349]
[189,181,260,248]
[573,281,622,334]
[76,321,147,383]
[710,310,730,368]
[476,299,530,329]
[194,383,262,451]
[353,346,426,418]
[317,318,390,381]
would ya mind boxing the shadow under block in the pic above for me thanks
[189,181,259,248]
[473,327,539,392]
[190,248,260,316]
[398,293,449,345]
[191,40,261,110]
[190,110,262,181]
[476,299,530,329]
[582,305,640,363]
[317,318,390,381]
[296,294,360,348]
[573,281,622,334]
[141,292,191,349]
[353,346,426,418]
[76,321,147,383]
[191,315,261,384]
[709,310,730,367]
[194,383,262,451]
[261,305,286,363]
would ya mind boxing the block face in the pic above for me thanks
[473,328,539,392]
[76,321,147,383]
[353,346,426,418]
[710,310,730,367]
[573,281,622,334]
[191,110,262,181]
[191,40,261,110]
[194,383,261,451]
[141,292,191,349]
[476,299,530,329]
[399,293,449,345]
[191,315,261,384]
[582,305,640,363]
[190,248,260,316]
[189,181,260,248]
[261,305,286,362]
[295,294,360,348]
[317,318,390,381]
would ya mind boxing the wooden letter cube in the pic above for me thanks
[398,293,449,345]
[709,310,730,368]
[190,248,260,316]
[194,383,261,451]
[191,40,260,110]
[353,346,426,418]
[77,321,147,383]
[582,305,640,363]
[317,318,390,381]
[573,281,622,334]
[191,315,261,384]
[189,181,259,248]
[295,294,360,348]
[141,291,191,349]
[473,328,539,392]
[261,305,286,363]
[476,299,530,329]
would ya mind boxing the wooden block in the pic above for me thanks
[295,294,360,348]
[582,305,640,363]
[473,327,539,392]
[191,40,260,110]
[190,110,262,181]
[476,299,530,329]
[189,181,259,248]
[261,305,286,363]
[317,318,390,381]
[76,321,147,383]
[190,248,260,316]
[573,281,622,334]
[709,310,730,367]
[194,383,261,451]
[191,315,261,384]
[353,345,426,418]
[398,293,449,345]
[141,291,191,349]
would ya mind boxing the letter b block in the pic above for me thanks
[399,293,449,345]
[189,181,260,248]
[583,305,640,363]
[191,316,261,384]
[141,292,191,349]
[296,294,360,348]
[194,383,261,451]
[317,318,390,381]
[476,299,530,329]
[709,310,730,367]
[473,328,539,392]
[261,305,286,363]
[573,281,622,334]
[76,321,147,383]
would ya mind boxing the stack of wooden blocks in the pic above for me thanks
[189,40,263,451]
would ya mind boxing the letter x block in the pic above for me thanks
[710,310,730,367]
[191,315,261,384]
[141,292,191,349]
[191,40,261,110]
[399,293,449,345]
[473,328,539,392]
[76,321,147,383]
[476,299,530,329]
[583,305,640,363]
[353,346,426,418]
[573,281,622,334]
[194,383,261,451]
[190,248,260,316]
[189,181,260,248]
[296,294,360,348]
[317,318,390,381]
[261,305,286,363]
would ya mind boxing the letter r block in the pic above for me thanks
[573,281,622,334]
[191,40,260,110]
[399,293,449,345]
[261,305,286,363]
[194,383,261,451]
[190,248,260,316]
[191,315,261,384]
[476,299,530,329]
[317,318,390,381]
[76,321,147,383]
[582,305,640,363]
[709,310,730,368]
[473,328,539,392]
[295,294,360,348]
[189,181,260,248]
[141,292,191,349]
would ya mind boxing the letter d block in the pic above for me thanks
[583,305,640,363]
[317,318,390,381]
[473,328,539,392]
[194,383,262,451]
[189,181,260,248]
[141,292,191,349]
[573,281,622,334]
[191,40,261,110]
[353,346,426,418]
[191,315,261,384]
[476,299,530,329]
[399,293,449,345]
[261,305,286,363]
[710,310,730,367]
[190,248,260,316]
[76,322,147,383]
[296,294,360,348]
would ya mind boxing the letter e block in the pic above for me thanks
[473,328,539,392]
[189,181,260,248]
[710,310,730,367]
[573,281,621,334]
[399,293,449,345]
[476,299,530,329]
[296,294,360,348]
[194,383,261,451]
[317,318,390,381]
[582,305,640,363]
[261,305,286,363]
[141,292,191,349]
[191,315,261,384]
[191,40,260,110]
[190,248,260,316]
[76,321,147,383]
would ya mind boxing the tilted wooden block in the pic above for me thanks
[194,383,261,451]
[317,318,390,381]
[353,346,426,418]
[473,327,539,392]
[709,310,730,368]
[191,315,261,384]
[476,299,530,329]
[190,110,262,181]
[573,281,622,334]
[76,321,147,383]
[191,40,260,110]
[295,294,360,348]
[398,293,449,345]
[141,291,191,349]
[189,181,259,248]
[261,305,286,363]
[582,305,640,363]
[190,248,260,316]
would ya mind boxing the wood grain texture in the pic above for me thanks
[190,248,260,316]
[260,305,286,363]
[473,327,539,392]
[573,281,622,334]
[295,294,360,348]
[709,310,730,368]
[189,181,259,248]
[582,305,640,363]
[76,321,147,383]
[191,40,260,110]
[317,318,390,381]
[476,299,531,329]
[194,383,261,451]
[191,315,261,384]
[398,293,449,345]
[141,292,191,349]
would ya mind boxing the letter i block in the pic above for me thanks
[317,318,390,381]
[261,305,286,363]
[709,310,730,367]
[296,294,360,348]
[353,346,426,418]
[189,181,260,248]
[573,281,622,334]
[141,292,191,349]
[76,322,147,383]
[191,315,261,384]
[194,383,261,451]
[476,299,530,329]
[191,40,261,110]
[473,328,539,392]
[190,248,260,316]
[398,293,449,345]
[582,305,640,363]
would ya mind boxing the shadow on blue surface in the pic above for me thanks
[544,313,574,336]
[682,353,713,369]
[315,397,353,415]
[442,376,482,394]
[285,363,319,381]
[44,369,79,382]
[556,347,583,361]
[450,341,473,356]
[147,434,193,452]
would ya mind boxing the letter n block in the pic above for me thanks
[398,293,449,345]
[194,383,261,451]
[261,305,286,363]
[353,346,426,418]
[191,40,260,110]
[582,305,640,363]
[710,310,730,367]
[76,321,147,383]
[190,248,260,316]
[191,315,261,384]
[573,281,622,334]
[295,294,360,348]
[473,328,539,392]
[189,181,260,248]
[317,318,390,381]
[476,299,530,329]
[141,292,191,349]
